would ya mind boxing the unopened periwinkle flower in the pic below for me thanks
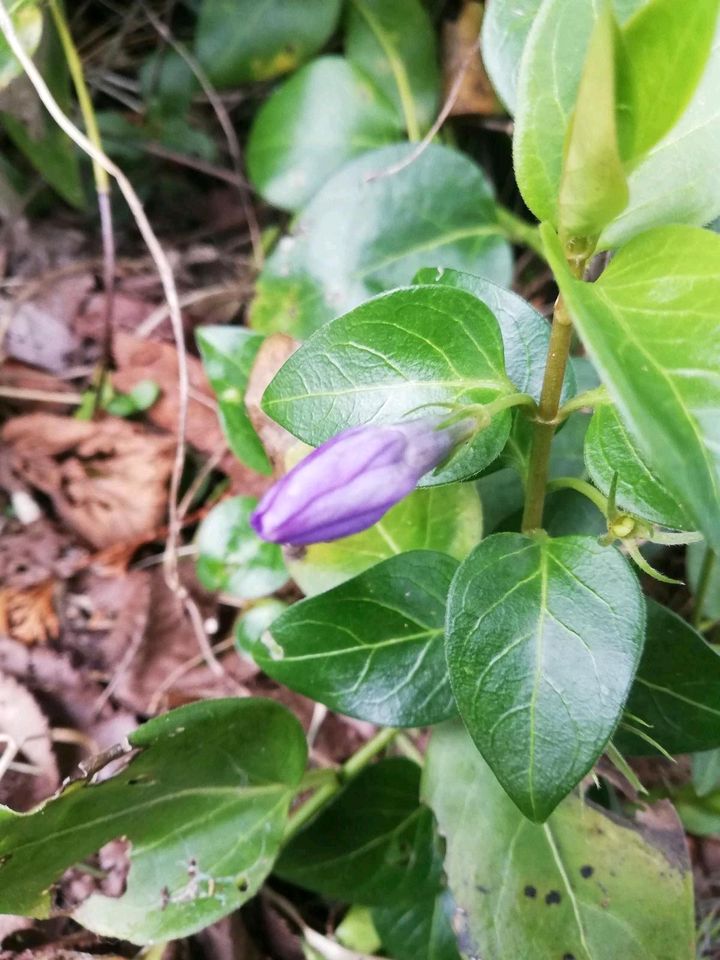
[251,417,467,545]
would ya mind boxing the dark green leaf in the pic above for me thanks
[423,720,695,960]
[247,56,402,212]
[446,532,645,821]
[373,890,461,960]
[195,0,342,86]
[687,542,720,620]
[140,49,198,119]
[346,0,440,136]
[196,496,288,599]
[481,0,541,114]
[250,144,511,338]
[545,223,720,552]
[616,600,720,756]
[0,698,307,943]
[242,551,457,727]
[196,326,270,474]
[585,404,693,529]
[262,285,513,486]
[287,484,482,597]
[277,758,440,905]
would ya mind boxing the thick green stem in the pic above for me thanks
[692,546,716,630]
[496,206,546,258]
[283,727,399,842]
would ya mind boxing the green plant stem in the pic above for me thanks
[284,727,399,842]
[496,206,546,258]
[546,476,608,515]
[692,546,716,630]
[556,385,610,420]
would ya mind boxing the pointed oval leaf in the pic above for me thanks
[277,757,441,906]
[545,223,720,552]
[262,285,514,486]
[446,532,645,821]
[585,405,693,529]
[247,56,403,212]
[481,0,541,114]
[0,698,307,944]
[250,144,512,338]
[242,550,457,727]
[423,721,695,960]
[616,600,720,756]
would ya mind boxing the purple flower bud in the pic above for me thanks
[251,418,463,545]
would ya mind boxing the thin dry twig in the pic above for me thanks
[0,1,222,675]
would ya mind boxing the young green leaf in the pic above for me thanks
[247,57,403,212]
[616,0,720,163]
[262,285,514,486]
[196,496,288,600]
[196,326,270,474]
[545,223,720,552]
[345,0,440,136]
[423,721,695,960]
[446,533,645,821]
[557,5,628,241]
[616,600,720,756]
[0,699,307,944]
[0,1,42,90]
[195,0,341,86]
[585,405,693,530]
[241,550,457,727]
[287,484,482,597]
[277,758,441,905]
[249,144,511,338]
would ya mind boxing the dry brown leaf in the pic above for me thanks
[0,360,77,412]
[0,672,59,810]
[245,333,300,475]
[0,518,85,590]
[0,580,59,646]
[2,413,174,548]
[442,1,501,117]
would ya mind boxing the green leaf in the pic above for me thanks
[241,551,457,727]
[0,1,41,90]
[423,720,695,960]
[247,56,403,212]
[615,600,720,756]
[195,0,341,86]
[104,379,160,417]
[675,785,720,838]
[140,49,198,120]
[277,757,441,905]
[0,698,307,944]
[693,749,720,798]
[196,326,270,474]
[585,405,693,529]
[288,484,482,597]
[414,267,575,403]
[481,0,541,114]
[261,285,513,486]
[615,0,720,163]
[373,890,461,960]
[234,598,287,653]
[557,6,628,241]
[477,466,526,534]
[249,144,512,339]
[545,223,720,552]
[446,532,645,821]
[345,0,440,137]
[196,496,288,600]
[687,541,720,620]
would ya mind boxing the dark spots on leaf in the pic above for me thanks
[580,864,594,878]
[545,890,561,905]
[524,885,537,898]
[563,954,576,959]
[236,876,249,892]
[127,774,156,786]
[476,884,490,894]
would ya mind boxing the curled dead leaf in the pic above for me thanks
[442,1,500,117]
[0,580,59,646]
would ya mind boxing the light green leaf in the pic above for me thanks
[687,541,720,620]
[0,698,307,944]
[196,326,270,474]
[288,483,481,597]
[481,0,541,114]
[242,551,457,727]
[585,405,693,529]
[247,57,402,212]
[545,223,720,552]
[346,0,440,137]
[195,0,341,86]
[616,600,720,756]
[558,6,628,241]
[277,758,441,906]
[693,749,720,797]
[249,144,511,339]
[446,533,645,821]
[0,1,41,90]
[423,721,695,960]
[196,496,288,600]
[261,285,514,486]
